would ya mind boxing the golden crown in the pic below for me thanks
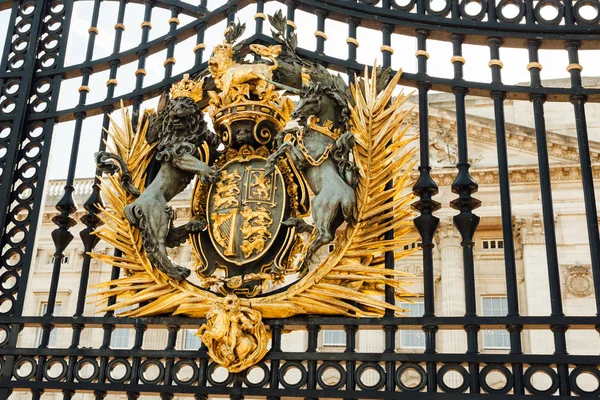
[170,74,204,103]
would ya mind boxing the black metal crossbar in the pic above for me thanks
[1,0,600,398]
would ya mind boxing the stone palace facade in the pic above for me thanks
[15,79,600,398]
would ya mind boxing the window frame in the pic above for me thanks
[39,302,62,348]
[481,239,504,251]
[398,301,426,350]
[481,296,510,350]
[183,329,201,350]
[321,329,346,347]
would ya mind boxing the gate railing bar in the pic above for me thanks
[267,322,283,400]
[227,5,237,25]
[1,0,74,398]
[527,38,570,396]
[3,345,600,365]
[193,0,208,66]
[10,1,74,399]
[5,0,600,83]
[0,4,36,400]
[131,0,155,128]
[162,324,180,400]
[164,5,181,81]
[487,36,525,396]
[346,15,358,78]
[0,0,46,308]
[315,9,326,55]
[411,26,440,394]
[4,314,600,328]
[344,323,358,399]
[4,381,595,400]
[380,1,399,393]
[285,0,296,40]
[97,3,155,398]
[127,321,147,400]
[297,0,600,43]
[23,39,600,125]
[254,0,265,38]
[6,0,243,81]
[67,1,129,399]
[42,2,104,399]
[565,39,600,318]
[449,32,482,395]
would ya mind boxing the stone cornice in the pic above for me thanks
[415,163,600,187]
[406,103,600,163]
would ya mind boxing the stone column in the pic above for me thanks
[515,213,554,354]
[435,217,466,353]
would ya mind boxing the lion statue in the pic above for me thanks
[207,23,281,104]
[96,88,220,281]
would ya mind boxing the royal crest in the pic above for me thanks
[92,13,418,374]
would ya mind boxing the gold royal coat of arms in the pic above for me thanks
[92,14,418,373]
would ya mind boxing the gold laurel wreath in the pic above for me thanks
[91,67,418,319]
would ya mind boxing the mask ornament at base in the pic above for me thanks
[92,14,418,374]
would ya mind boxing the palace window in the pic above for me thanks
[39,303,61,347]
[111,306,134,349]
[322,330,346,347]
[482,296,510,350]
[403,242,422,251]
[183,329,201,350]
[46,254,70,265]
[398,302,425,348]
[482,239,503,250]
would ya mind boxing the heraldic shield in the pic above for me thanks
[193,153,296,296]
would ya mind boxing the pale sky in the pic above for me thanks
[0,1,597,180]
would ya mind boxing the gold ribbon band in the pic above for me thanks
[88,27,99,34]
[106,79,118,87]
[286,20,297,29]
[168,17,180,25]
[567,63,583,72]
[135,68,147,76]
[163,57,176,67]
[415,50,429,59]
[488,59,504,68]
[193,43,206,53]
[380,45,394,54]
[114,23,125,31]
[527,62,542,70]
[315,30,328,40]
[141,21,152,29]
[346,37,359,47]
[78,86,90,93]
[254,12,266,20]
[451,56,466,64]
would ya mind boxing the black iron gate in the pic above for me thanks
[1,0,600,398]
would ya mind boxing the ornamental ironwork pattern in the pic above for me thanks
[1,0,600,399]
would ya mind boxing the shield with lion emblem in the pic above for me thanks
[207,157,285,264]
[192,153,298,296]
